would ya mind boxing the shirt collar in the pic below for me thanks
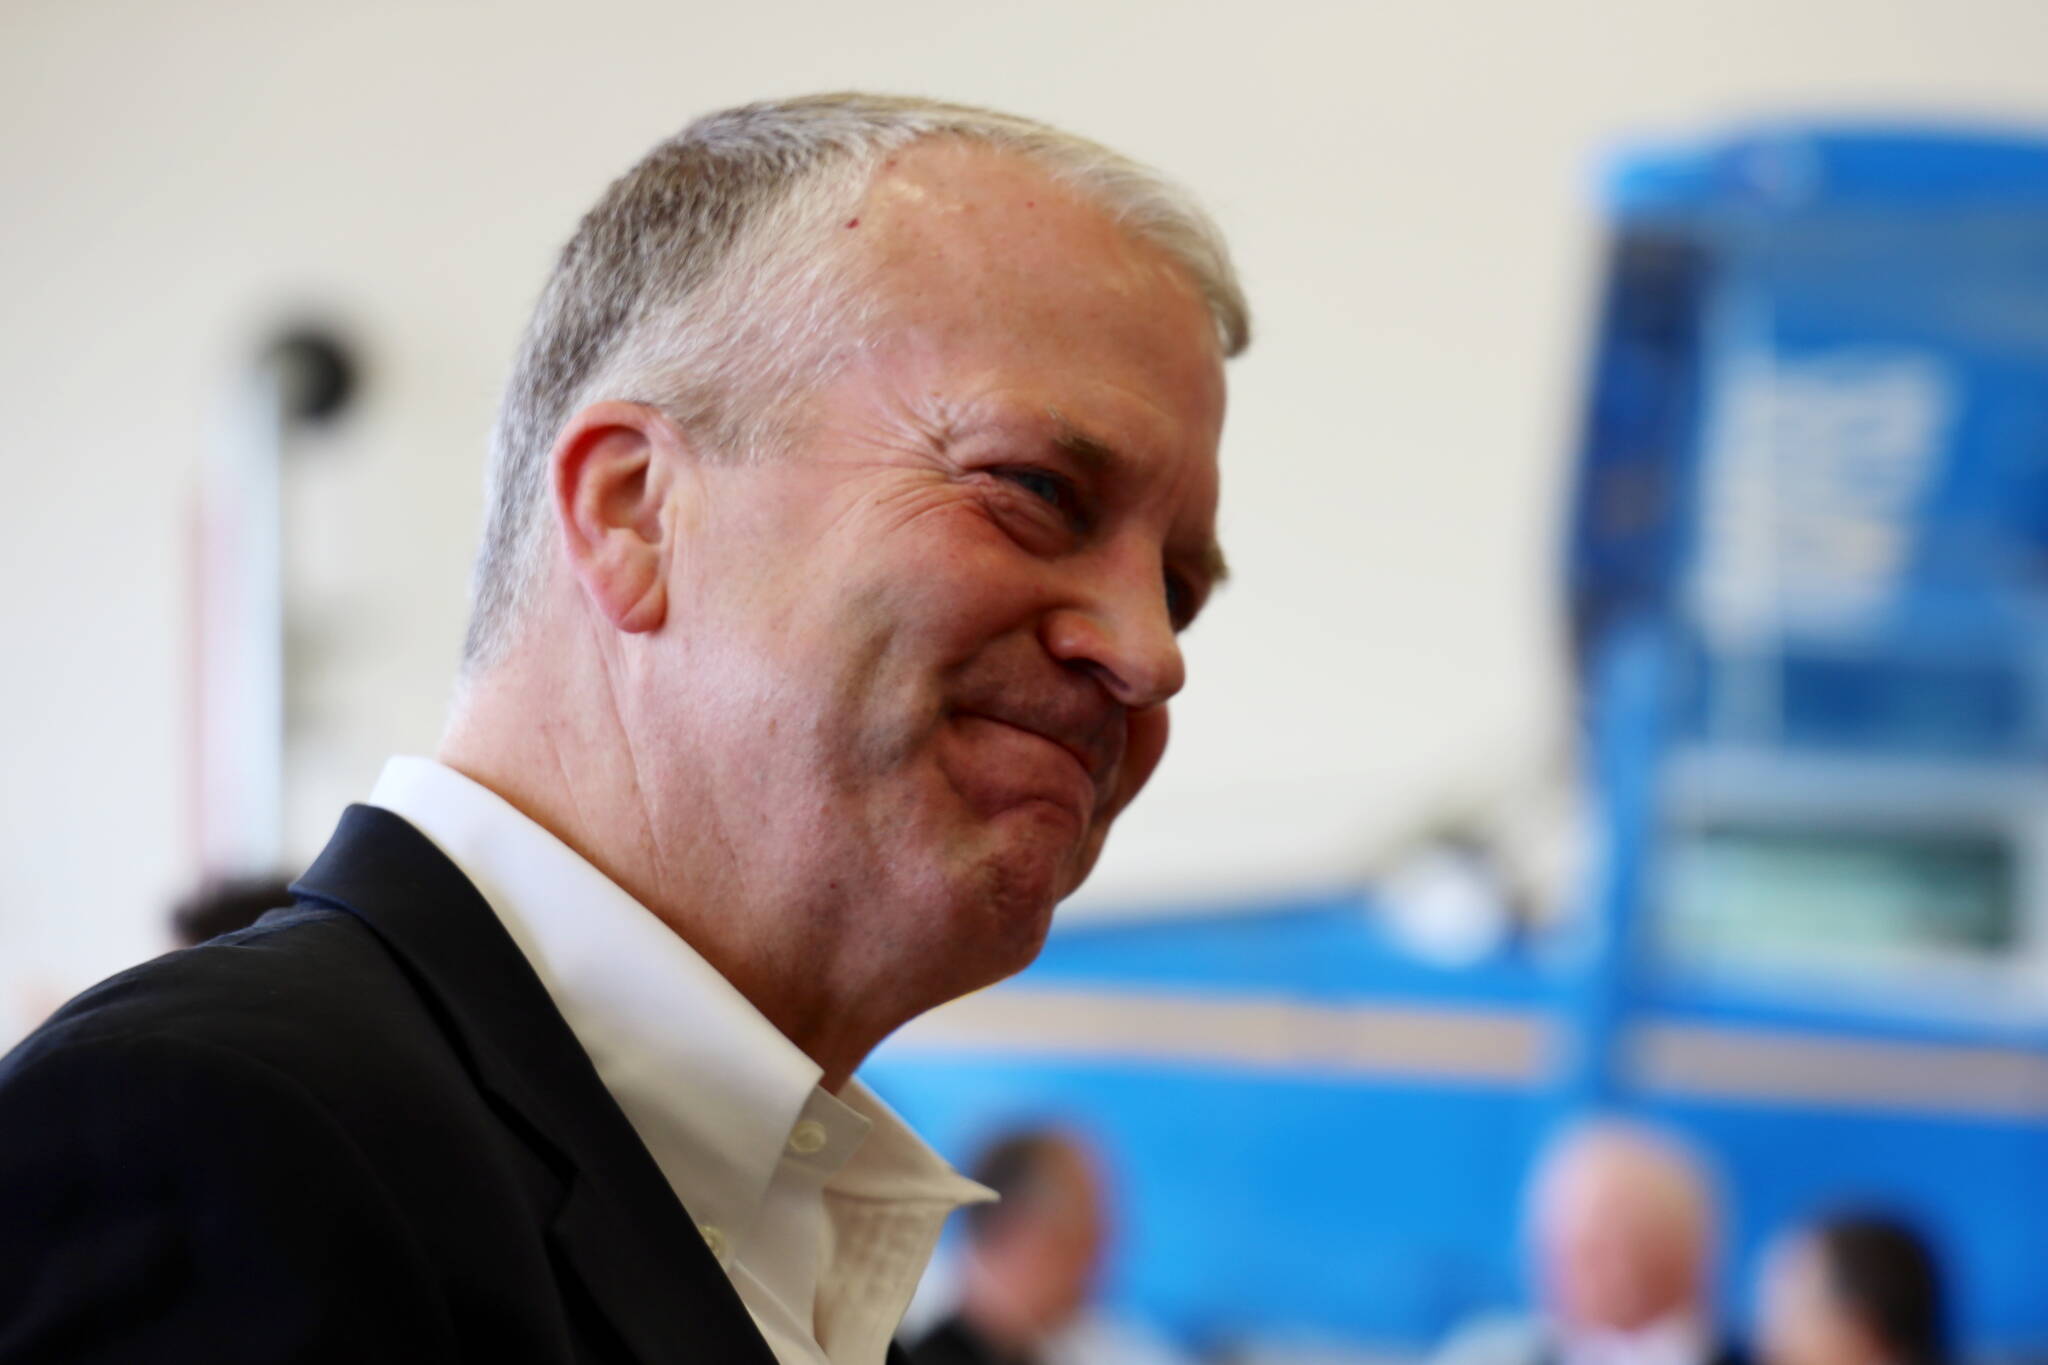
[836,1083,994,1208]
[366,756,985,1243]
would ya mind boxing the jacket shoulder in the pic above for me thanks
[0,902,547,1226]
[0,905,575,1360]
[8,905,449,1095]
[0,978,459,1360]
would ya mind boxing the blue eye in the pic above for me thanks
[997,467,1088,533]
[1002,468,1068,507]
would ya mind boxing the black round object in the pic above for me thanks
[263,326,358,424]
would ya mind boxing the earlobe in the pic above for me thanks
[551,401,679,636]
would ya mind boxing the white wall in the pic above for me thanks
[8,0,2048,1019]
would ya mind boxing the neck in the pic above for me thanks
[439,644,899,1091]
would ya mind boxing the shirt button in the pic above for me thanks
[698,1223,728,1260]
[789,1120,828,1155]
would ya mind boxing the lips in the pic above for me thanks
[963,705,1123,799]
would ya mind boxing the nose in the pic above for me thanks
[1040,557,1187,710]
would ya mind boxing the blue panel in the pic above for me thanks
[866,1018,2048,1355]
[1607,125,2048,215]
[863,1054,1547,1352]
[1024,898,1560,1007]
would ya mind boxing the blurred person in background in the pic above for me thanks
[0,92,1246,1363]
[167,873,295,948]
[1438,1119,1743,1365]
[1756,1214,1947,1365]
[906,1130,1108,1365]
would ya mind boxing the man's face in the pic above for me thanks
[1539,1167,1700,1331]
[639,143,1226,998]
[985,1143,1110,1335]
[1757,1237,1875,1365]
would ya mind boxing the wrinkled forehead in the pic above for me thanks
[842,139,1227,439]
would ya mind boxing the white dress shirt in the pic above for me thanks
[1558,1316,1711,1365]
[367,757,992,1365]
[1435,1311,1714,1365]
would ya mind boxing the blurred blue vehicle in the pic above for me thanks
[864,125,2048,1360]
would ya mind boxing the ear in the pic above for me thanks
[550,400,683,635]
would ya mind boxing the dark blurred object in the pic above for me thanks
[169,873,294,947]
[1436,1119,1744,1365]
[906,1130,1107,1365]
[262,324,357,425]
[1759,1214,1947,1365]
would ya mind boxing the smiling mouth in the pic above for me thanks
[963,713,1110,797]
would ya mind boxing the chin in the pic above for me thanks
[902,778,1106,991]
[951,825,1077,980]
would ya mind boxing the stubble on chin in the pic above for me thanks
[956,842,1066,989]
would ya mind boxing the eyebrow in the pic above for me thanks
[1047,411,1231,587]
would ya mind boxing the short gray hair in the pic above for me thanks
[462,92,1251,670]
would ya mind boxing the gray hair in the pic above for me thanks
[461,91,1251,670]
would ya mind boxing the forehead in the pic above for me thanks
[1543,1143,1700,1230]
[843,141,1228,486]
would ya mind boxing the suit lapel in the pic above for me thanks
[293,804,778,1365]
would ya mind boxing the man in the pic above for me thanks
[1438,1120,1745,1365]
[1754,1213,1947,1365]
[0,94,1247,1363]
[1753,1219,1941,1365]
[906,1131,1108,1365]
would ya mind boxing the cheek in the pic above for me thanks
[1057,707,1172,898]
[1112,706,1171,816]
[870,518,1038,658]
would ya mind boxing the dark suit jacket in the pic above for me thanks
[0,804,789,1364]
